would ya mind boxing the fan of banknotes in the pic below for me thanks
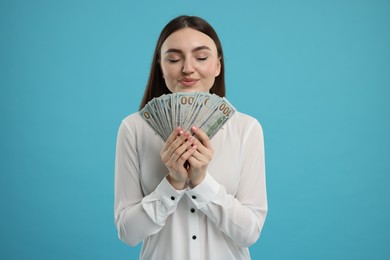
[139,92,236,141]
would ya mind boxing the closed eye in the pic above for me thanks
[168,58,180,63]
[196,57,208,61]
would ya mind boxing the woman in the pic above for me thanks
[115,15,267,259]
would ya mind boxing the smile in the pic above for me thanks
[180,78,199,87]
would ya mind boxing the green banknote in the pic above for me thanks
[139,92,236,141]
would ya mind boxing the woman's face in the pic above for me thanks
[160,28,221,93]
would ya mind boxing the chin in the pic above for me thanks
[175,88,198,93]
[179,88,210,93]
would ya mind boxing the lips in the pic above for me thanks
[179,78,199,87]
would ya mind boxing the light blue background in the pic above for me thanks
[1,0,389,259]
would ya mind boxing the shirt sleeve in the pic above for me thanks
[186,119,268,247]
[114,121,184,246]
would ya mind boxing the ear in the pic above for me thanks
[214,57,221,77]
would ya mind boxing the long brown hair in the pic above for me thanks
[139,15,226,110]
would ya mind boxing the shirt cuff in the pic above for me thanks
[155,176,186,204]
[186,172,220,209]
[142,176,186,226]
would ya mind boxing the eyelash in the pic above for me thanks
[168,57,208,63]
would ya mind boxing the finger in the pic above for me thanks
[191,138,209,155]
[168,131,191,155]
[161,129,185,164]
[177,144,197,165]
[188,150,211,167]
[189,150,204,162]
[192,126,212,149]
[162,127,182,152]
[187,152,202,167]
[170,137,196,163]
[191,129,213,156]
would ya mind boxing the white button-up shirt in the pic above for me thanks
[114,111,267,260]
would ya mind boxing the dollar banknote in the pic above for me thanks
[139,92,236,140]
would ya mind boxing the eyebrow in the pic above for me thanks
[164,46,212,54]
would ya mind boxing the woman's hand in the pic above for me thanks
[187,126,213,187]
[160,128,197,190]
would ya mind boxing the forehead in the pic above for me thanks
[161,28,218,53]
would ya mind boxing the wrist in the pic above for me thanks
[190,174,206,188]
[166,175,187,190]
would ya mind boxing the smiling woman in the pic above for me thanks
[160,28,221,93]
[114,15,268,260]
[139,15,226,109]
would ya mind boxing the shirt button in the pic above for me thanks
[192,195,197,199]
[170,196,175,200]
[192,235,197,240]
[190,208,195,213]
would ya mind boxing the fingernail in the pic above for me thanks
[192,126,197,131]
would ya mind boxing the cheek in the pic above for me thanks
[201,62,219,78]
[160,65,178,90]
[161,64,179,79]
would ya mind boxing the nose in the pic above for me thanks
[182,58,195,74]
